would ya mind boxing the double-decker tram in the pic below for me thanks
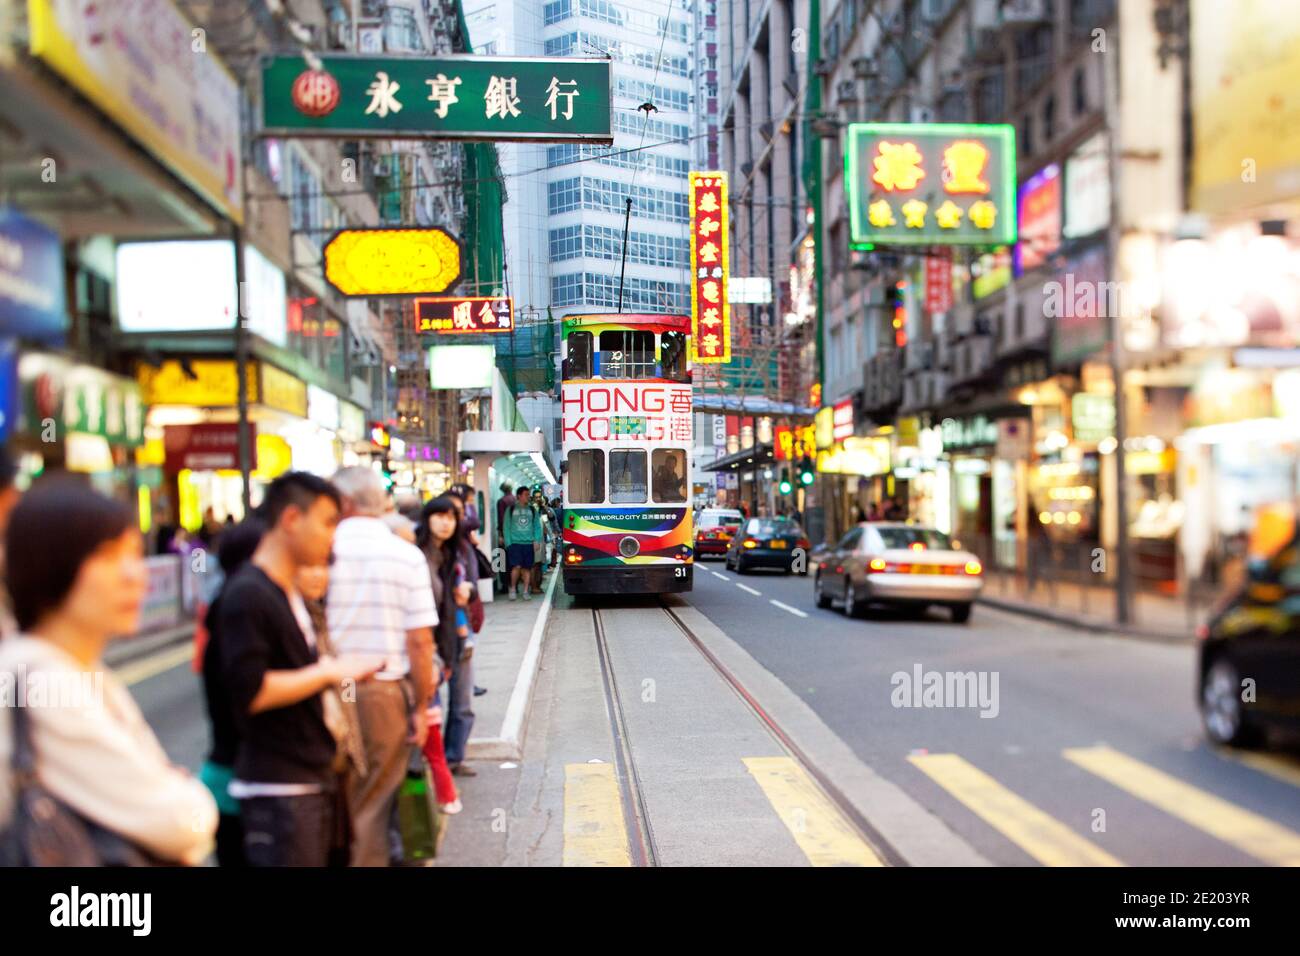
[559,312,693,595]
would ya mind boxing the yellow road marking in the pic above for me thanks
[744,756,884,867]
[909,752,1122,867]
[1064,745,1300,866]
[563,763,631,867]
[1214,747,1300,790]
[116,644,195,687]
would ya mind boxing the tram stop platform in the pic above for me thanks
[435,567,987,868]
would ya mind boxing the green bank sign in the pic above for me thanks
[261,54,613,143]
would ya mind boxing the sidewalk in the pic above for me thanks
[978,570,1209,642]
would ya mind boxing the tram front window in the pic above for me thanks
[565,331,592,379]
[599,330,655,379]
[567,449,604,504]
[660,331,687,382]
[652,448,687,503]
[609,449,648,504]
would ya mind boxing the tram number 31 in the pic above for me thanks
[674,566,687,578]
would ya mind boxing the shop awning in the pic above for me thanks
[700,444,777,473]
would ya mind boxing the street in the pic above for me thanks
[123,571,1300,867]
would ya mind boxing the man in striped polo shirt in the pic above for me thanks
[327,467,438,866]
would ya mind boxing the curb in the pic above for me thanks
[976,595,1193,645]
[466,568,558,760]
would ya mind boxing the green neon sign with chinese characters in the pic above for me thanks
[261,54,613,143]
[846,123,1018,248]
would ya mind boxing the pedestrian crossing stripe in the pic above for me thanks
[744,756,885,867]
[1064,745,1300,867]
[1214,747,1300,790]
[908,753,1123,867]
[562,763,631,867]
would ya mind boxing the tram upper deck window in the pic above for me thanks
[599,330,655,379]
[608,449,648,504]
[564,331,593,379]
[651,448,687,503]
[660,331,688,382]
[567,449,604,504]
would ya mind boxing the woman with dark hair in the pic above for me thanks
[415,496,477,788]
[0,478,217,865]
[199,517,266,867]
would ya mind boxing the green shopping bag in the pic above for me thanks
[395,750,446,865]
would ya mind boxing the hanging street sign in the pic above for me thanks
[261,54,613,143]
[323,227,461,297]
[688,171,731,364]
[846,122,1018,248]
[416,295,514,334]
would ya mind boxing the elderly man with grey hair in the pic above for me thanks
[327,466,438,865]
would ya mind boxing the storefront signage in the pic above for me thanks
[429,344,496,389]
[261,54,613,143]
[1071,393,1115,444]
[1016,163,1061,275]
[924,249,954,313]
[29,0,243,223]
[561,382,692,444]
[832,399,855,441]
[20,353,144,447]
[688,171,731,363]
[1063,132,1110,240]
[1050,244,1111,365]
[259,364,308,418]
[846,122,1018,247]
[0,207,66,343]
[415,295,513,333]
[996,418,1031,460]
[775,424,817,461]
[972,247,1011,299]
[941,414,999,452]
[1190,0,1300,216]
[116,240,238,334]
[339,402,366,444]
[816,436,891,476]
[814,406,835,448]
[164,422,257,472]
[307,384,340,431]
[324,228,461,297]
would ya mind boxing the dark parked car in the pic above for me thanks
[724,517,811,573]
[1198,530,1300,748]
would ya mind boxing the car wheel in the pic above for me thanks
[814,572,832,609]
[844,578,861,618]
[736,556,749,574]
[951,603,972,624]
[1201,656,1261,748]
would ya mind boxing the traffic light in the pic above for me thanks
[778,469,792,495]
[798,457,815,486]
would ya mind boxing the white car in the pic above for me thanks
[813,523,985,623]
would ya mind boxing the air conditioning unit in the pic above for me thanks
[974,314,994,335]
[813,58,834,76]
[740,160,753,175]
[836,79,859,103]
[910,104,935,124]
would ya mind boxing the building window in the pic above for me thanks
[1020,115,1033,159]
[599,330,656,378]
[565,331,593,379]
[1042,94,1056,143]
[1073,66,1088,115]
[543,0,572,26]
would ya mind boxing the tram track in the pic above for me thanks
[589,598,905,867]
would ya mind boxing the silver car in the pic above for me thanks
[812,523,984,623]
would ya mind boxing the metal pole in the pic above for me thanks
[617,196,633,313]
[233,221,252,515]
[1104,26,1131,625]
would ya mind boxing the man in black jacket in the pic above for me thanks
[220,472,383,867]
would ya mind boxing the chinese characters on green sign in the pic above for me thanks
[847,123,1018,248]
[261,55,613,143]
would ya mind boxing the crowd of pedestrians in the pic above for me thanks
[0,458,550,867]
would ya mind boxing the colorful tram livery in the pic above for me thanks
[560,313,693,595]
